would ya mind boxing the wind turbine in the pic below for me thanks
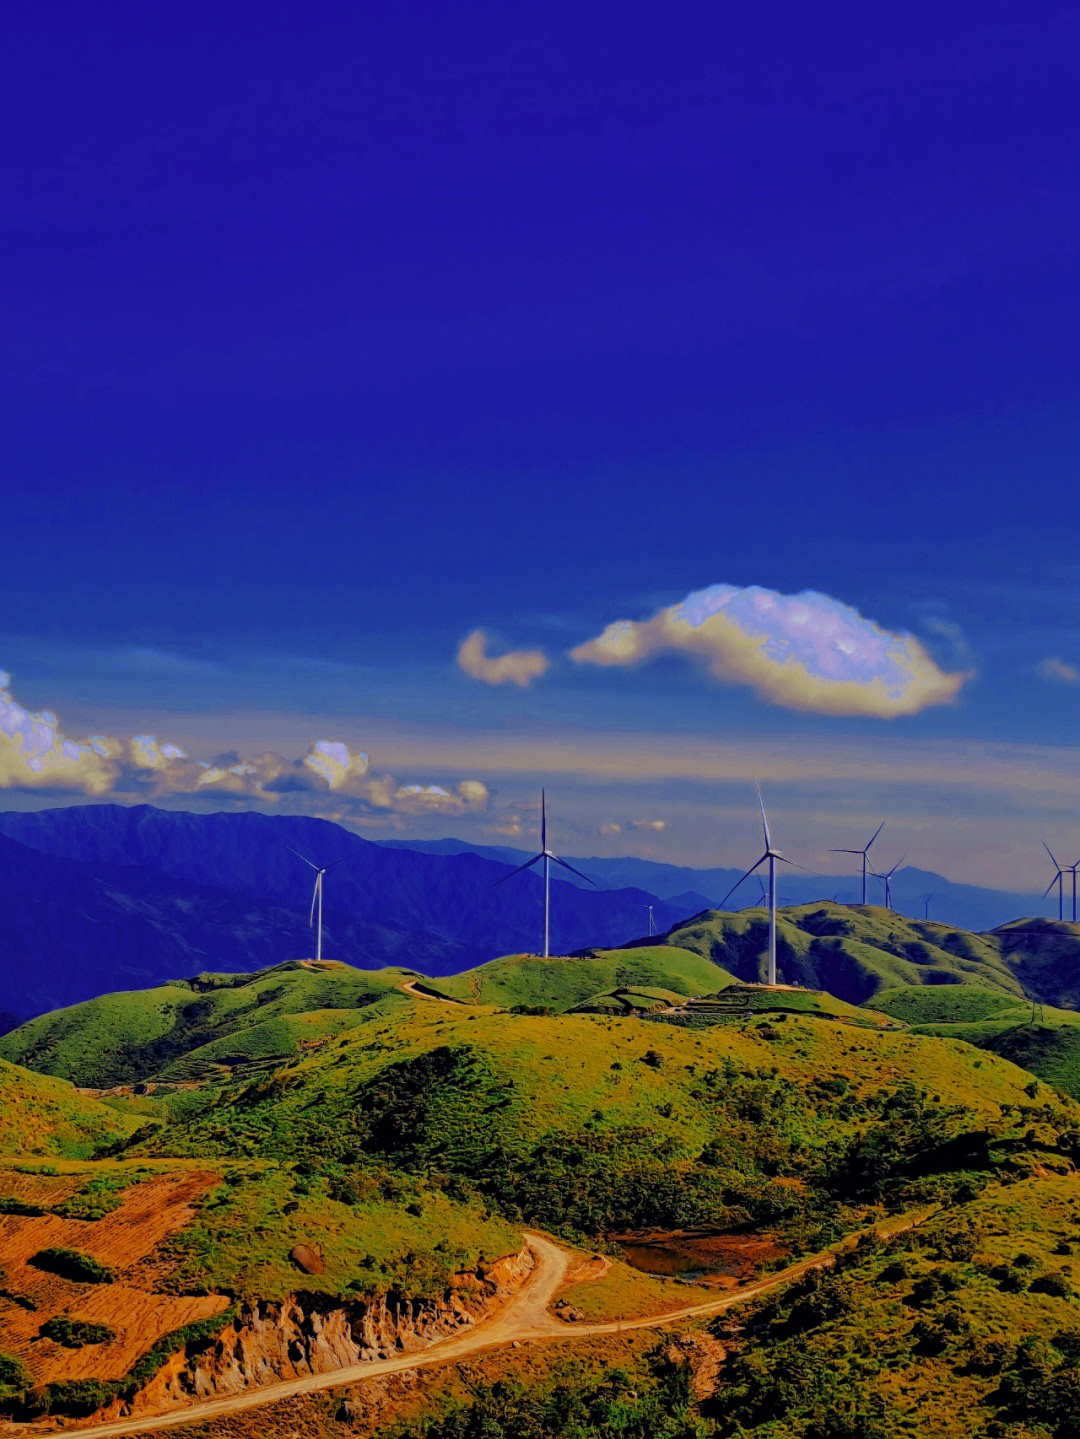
[871,857,905,912]
[1069,861,1080,924]
[287,848,347,962]
[491,791,595,957]
[645,904,656,937]
[830,822,884,905]
[918,892,936,920]
[719,785,805,986]
[1043,843,1066,922]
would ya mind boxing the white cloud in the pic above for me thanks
[1038,657,1080,685]
[456,629,550,688]
[570,583,969,717]
[599,822,622,835]
[629,818,667,832]
[0,669,487,818]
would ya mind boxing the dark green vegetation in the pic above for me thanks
[38,1315,116,1347]
[28,1248,116,1284]
[868,985,1080,1101]
[379,1355,701,1439]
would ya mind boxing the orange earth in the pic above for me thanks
[0,1169,228,1385]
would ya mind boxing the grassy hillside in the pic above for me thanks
[661,903,1031,1003]
[431,945,733,1010]
[870,983,1080,1102]
[0,961,414,1088]
[119,998,1075,1261]
[0,1059,137,1158]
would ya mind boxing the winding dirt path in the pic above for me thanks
[21,1211,932,1438]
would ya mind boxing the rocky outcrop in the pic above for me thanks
[99,1247,534,1421]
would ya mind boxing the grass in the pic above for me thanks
[556,1255,716,1322]
[430,946,734,1010]
[0,1058,138,1159]
[868,984,1080,1101]
[663,903,1029,1004]
[0,961,416,1087]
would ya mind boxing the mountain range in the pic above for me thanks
[0,805,697,1020]
[0,802,1064,1023]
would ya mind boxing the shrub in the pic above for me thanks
[28,1248,116,1284]
[40,1315,116,1348]
[1030,1272,1073,1298]
[0,1352,31,1401]
[0,1195,48,1217]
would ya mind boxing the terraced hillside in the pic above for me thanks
[658,902,1080,1004]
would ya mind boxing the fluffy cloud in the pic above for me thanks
[570,584,968,717]
[0,670,488,817]
[629,818,667,832]
[457,629,550,688]
[599,822,622,835]
[1038,657,1080,685]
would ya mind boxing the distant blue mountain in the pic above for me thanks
[379,837,1053,933]
[0,805,702,1019]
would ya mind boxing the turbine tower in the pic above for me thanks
[830,822,884,905]
[1043,843,1066,922]
[719,785,805,987]
[918,892,935,920]
[645,904,656,937]
[287,848,346,961]
[491,790,596,957]
[1070,861,1080,924]
[871,856,905,911]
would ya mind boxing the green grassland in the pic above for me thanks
[867,984,1080,1102]
[113,998,1078,1265]
[152,1161,520,1302]
[0,1058,138,1159]
[431,946,733,1009]
[0,961,415,1088]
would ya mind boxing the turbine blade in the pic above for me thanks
[549,852,597,886]
[309,877,319,927]
[755,782,772,850]
[828,848,864,855]
[322,857,349,872]
[865,821,885,853]
[287,845,319,870]
[1044,841,1061,868]
[719,854,769,907]
[541,789,547,850]
[1043,875,1060,898]
[774,856,813,872]
[490,853,544,888]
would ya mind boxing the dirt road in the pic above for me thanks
[23,1212,931,1439]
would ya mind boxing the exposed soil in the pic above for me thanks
[611,1229,787,1285]
[0,1170,227,1385]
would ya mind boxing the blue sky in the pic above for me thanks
[2,2,1079,890]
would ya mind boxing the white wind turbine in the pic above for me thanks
[870,856,905,911]
[491,791,595,957]
[719,785,807,986]
[644,904,656,937]
[288,848,346,962]
[1043,843,1067,922]
[829,821,884,905]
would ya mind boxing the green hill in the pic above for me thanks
[659,903,1035,1003]
[0,961,413,1089]
[0,1058,137,1158]
[414,945,734,1010]
[869,983,1080,1102]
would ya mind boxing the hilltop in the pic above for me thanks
[0,1058,137,1158]
[659,903,1080,1007]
